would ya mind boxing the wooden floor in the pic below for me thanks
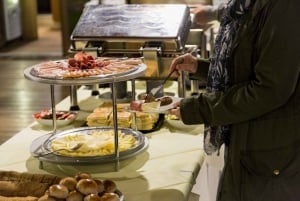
[0,59,70,145]
[0,14,69,145]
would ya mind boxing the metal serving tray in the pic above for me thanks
[23,62,147,85]
[30,127,149,165]
[70,4,191,52]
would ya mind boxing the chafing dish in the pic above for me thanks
[70,4,191,80]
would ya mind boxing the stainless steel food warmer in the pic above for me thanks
[69,4,195,97]
[70,4,190,76]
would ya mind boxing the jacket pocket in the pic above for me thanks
[240,143,300,201]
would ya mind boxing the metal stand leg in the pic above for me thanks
[69,85,80,111]
[91,84,100,96]
[39,85,56,170]
[50,85,57,134]
[130,80,137,131]
[111,82,120,171]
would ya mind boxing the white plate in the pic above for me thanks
[30,127,148,165]
[35,118,76,127]
[33,110,77,127]
[157,96,182,113]
[127,96,182,114]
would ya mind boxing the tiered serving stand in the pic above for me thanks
[24,62,147,170]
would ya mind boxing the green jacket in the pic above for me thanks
[181,0,300,200]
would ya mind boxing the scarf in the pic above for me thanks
[204,0,256,155]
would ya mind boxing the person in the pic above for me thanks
[190,1,226,26]
[168,0,300,201]
[189,3,229,201]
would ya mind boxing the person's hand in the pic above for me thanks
[167,101,181,120]
[191,5,217,25]
[169,53,198,77]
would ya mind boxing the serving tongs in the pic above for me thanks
[144,69,176,102]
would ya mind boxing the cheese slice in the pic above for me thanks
[141,101,161,113]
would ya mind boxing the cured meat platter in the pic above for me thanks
[24,53,147,85]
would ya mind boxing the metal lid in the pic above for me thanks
[70,4,191,52]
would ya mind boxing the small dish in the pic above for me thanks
[128,96,182,114]
[157,96,182,113]
[33,109,77,127]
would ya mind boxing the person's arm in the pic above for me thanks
[189,58,210,81]
[191,3,226,25]
[216,3,226,21]
[180,0,300,126]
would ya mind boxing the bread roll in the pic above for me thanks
[59,177,77,191]
[84,194,101,201]
[100,193,120,201]
[0,196,40,201]
[103,180,117,193]
[94,179,104,193]
[48,184,69,199]
[66,190,84,201]
[76,179,98,195]
[75,173,91,181]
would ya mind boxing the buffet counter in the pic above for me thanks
[0,81,205,201]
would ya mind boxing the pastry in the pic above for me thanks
[0,171,122,201]
[48,184,69,199]
[108,111,132,128]
[66,190,84,201]
[59,177,78,191]
[86,112,111,127]
[76,179,98,195]
[99,193,120,201]
[83,194,101,201]
[88,102,159,131]
[134,112,159,130]
[75,173,92,182]
[94,179,104,194]
[103,180,117,193]
[0,171,60,198]
[141,101,161,113]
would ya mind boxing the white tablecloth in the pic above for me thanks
[0,81,205,201]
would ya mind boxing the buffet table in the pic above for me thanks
[0,81,205,201]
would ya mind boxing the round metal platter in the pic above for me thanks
[30,127,148,165]
[24,62,147,86]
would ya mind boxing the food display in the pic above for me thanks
[33,109,77,120]
[0,171,123,201]
[33,109,77,127]
[165,114,180,121]
[156,96,173,106]
[129,96,181,113]
[86,102,160,131]
[129,97,162,113]
[50,130,137,157]
[31,126,148,164]
[31,52,143,79]
[39,172,122,201]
